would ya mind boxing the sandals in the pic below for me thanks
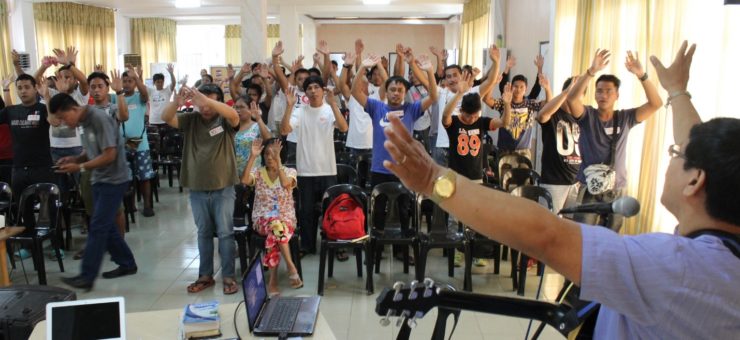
[223,278,239,295]
[289,273,303,289]
[187,277,215,293]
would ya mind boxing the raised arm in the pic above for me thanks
[326,86,348,132]
[127,64,148,103]
[442,73,471,128]
[162,87,185,129]
[188,86,238,127]
[382,116,584,285]
[229,63,245,101]
[354,39,364,72]
[11,50,27,77]
[498,82,513,128]
[540,73,552,104]
[394,44,406,77]
[429,46,446,80]
[567,49,611,119]
[257,65,272,109]
[249,101,272,140]
[527,55,544,99]
[317,40,331,85]
[478,44,501,98]
[167,63,176,92]
[241,139,263,186]
[56,47,89,96]
[625,50,663,122]
[110,69,129,122]
[537,76,577,124]
[406,48,429,89]
[338,52,355,99]
[352,55,379,107]
[271,41,291,93]
[416,55,438,112]
[376,56,390,101]
[499,54,515,94]
[1,78,12,105]
[650,41,699,145]
[280,86,298,135]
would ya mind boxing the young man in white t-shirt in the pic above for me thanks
[147,63,175,136]
[272,41,312,164]
[280,76,348,255]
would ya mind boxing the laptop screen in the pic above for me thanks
[48,299,123,340]
[242,254,268,331]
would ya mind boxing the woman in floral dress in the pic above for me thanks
[233,96,271,175]
[242,138,302,295]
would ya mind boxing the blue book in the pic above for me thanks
[181,300,221,339]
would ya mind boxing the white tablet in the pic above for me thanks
[45,297,126,340]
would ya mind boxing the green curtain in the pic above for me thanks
[131,18,177,77]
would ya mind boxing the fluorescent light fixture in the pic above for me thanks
[363,0,390,5]
[267,15,276,19]
[175,0,201,8]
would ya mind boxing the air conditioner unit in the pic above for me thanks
[123,54,142,67]
[17,52,31,71]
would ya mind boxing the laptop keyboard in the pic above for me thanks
[265,298,301,331]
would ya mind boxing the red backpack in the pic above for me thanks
[322,193,366,240]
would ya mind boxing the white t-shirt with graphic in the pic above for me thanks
[147,86,172,124]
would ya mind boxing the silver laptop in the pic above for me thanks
[45,297,126,340]
[242,254,320,336]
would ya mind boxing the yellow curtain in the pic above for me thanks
[459,0,490,68]
[131,18,177,77]
[0,1,13,81]
[225,25,242,65]
[266,24,280,59]
[33,2,116,76]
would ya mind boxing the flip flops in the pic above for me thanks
[223,279,239,295]
[186,277,215,293]
[289,273,303,289]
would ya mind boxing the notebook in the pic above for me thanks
[242,254,320,336]
[45,297,126,340]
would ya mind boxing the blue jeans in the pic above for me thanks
[80,182,136,282]
[190,186,236,278]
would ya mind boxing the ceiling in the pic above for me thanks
[50,0,464,23]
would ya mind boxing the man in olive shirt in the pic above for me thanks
[162,84,241,295]
[50,93,137,290]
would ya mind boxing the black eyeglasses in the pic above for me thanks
[668,144,686,160]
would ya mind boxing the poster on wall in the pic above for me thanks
[210,66,233,102]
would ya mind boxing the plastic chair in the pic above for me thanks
[502,168,541,192]
[336,164,358,185]
[0,182,12,222]
[497,154,533,187]
[157,132,183,192]
[415,194,472,290]
[233,184,253,276]
[317,184,373,296]
[509,185,552,296]
[368,182,419,277]
[7,183,65,285]
[355,152,372,191]
[464,182,504,278]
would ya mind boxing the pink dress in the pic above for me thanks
[250,166,297,268]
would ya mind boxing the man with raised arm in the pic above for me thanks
[162,85,242,295]
[148,63,176,135]
[272,41,311,162]
[381,41,739,339]
[565,49,662,229]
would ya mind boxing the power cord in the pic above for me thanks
[233,300,244,340]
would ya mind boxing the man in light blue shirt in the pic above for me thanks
[380,41,739,339]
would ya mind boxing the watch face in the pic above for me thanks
[436,178,454,198]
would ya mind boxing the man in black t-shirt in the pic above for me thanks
[537,77,583,212]
[0,74,55,229]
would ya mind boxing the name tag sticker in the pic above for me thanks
[128,104,137,110]
[209,126,224,137]
[27,114,40,121]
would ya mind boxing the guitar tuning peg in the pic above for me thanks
[379,309,394,327]
[396,310,409,327]
[423,278,435,288]
[406,315,418,328]
[409,280,419,290]
[393,281,405,290]
[393,281,405,301]
[408,280,420,300]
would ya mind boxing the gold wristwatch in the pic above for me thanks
[430,170,457,203]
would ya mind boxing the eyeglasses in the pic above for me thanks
[668,144,686,160]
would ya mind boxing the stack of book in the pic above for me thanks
[181,300,221,339]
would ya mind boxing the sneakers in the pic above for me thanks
[454,252,463,267]
[102,266,138,279]
[46,249,65,260]
[61,276,94,291]
[474,258,488,267]
[14,248,31,260]
[142,208,155,217]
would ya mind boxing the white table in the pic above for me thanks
[29,302,336,339]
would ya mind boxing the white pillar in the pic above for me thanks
[115,12,131,69]
[445,16,461,50]
[300,16,316,61]
[279,5,300,63]
[8,0,38,71]
[241,0,267,62]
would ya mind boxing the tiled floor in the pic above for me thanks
[8,181,565,339]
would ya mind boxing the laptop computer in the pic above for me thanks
[242,254,321,336]
[45,296,126,340]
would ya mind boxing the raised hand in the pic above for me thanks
[94,64,104,73]
[589,49,611,74]
[362,54,381,68]
[240,62,251,73]
[381,56,389,69]
[458,72,472,94]
[342,52,356,66]
[258,64,269,79]
[538,73,550,90]
[416,54,433,70]
[502,82,513,105]
[355,39,364,56]
[650,40,695,93]
[185,86,212,108]
[505,54,516,70]
[227,63,236,80]
[473,67,481,77]
[249,101,262,121]
[42,56,58,68]
[250,138,263,156]
[565,76,579,92]
[317,40,330,55]
[429,46,443,58]
[534,54,544,72]
[1,76,12,90]
[66,46,78,65]
[324,86,337,105]
[110,69,123,93]
[272,139,283,167]
[624,50,645,77]
[11,50,21,66]
[126,64,140,79]
[488,44,501,63]
[37,77,49,98]
[313,52,321,65]
[291,56,304,73]
[285,85,298,106]
[174,85,189,107]
[272,41,284,58]
[396,43,406,55]
[403,47,415,64]
[167,63,175,74]
[52,48,69,65]
[54,73,73,93]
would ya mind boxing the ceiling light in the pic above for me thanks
[175,0,201,8]
[363,0,391,5]
[267,15,276,19]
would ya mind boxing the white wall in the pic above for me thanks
[503,0,551,90]
[115,12,131,69]
[8,0,38,71]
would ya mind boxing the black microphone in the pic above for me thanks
[558,196,640,217]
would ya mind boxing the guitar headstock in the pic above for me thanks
[375,278,452,328]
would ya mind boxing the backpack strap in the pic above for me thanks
[686,229,740,259]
